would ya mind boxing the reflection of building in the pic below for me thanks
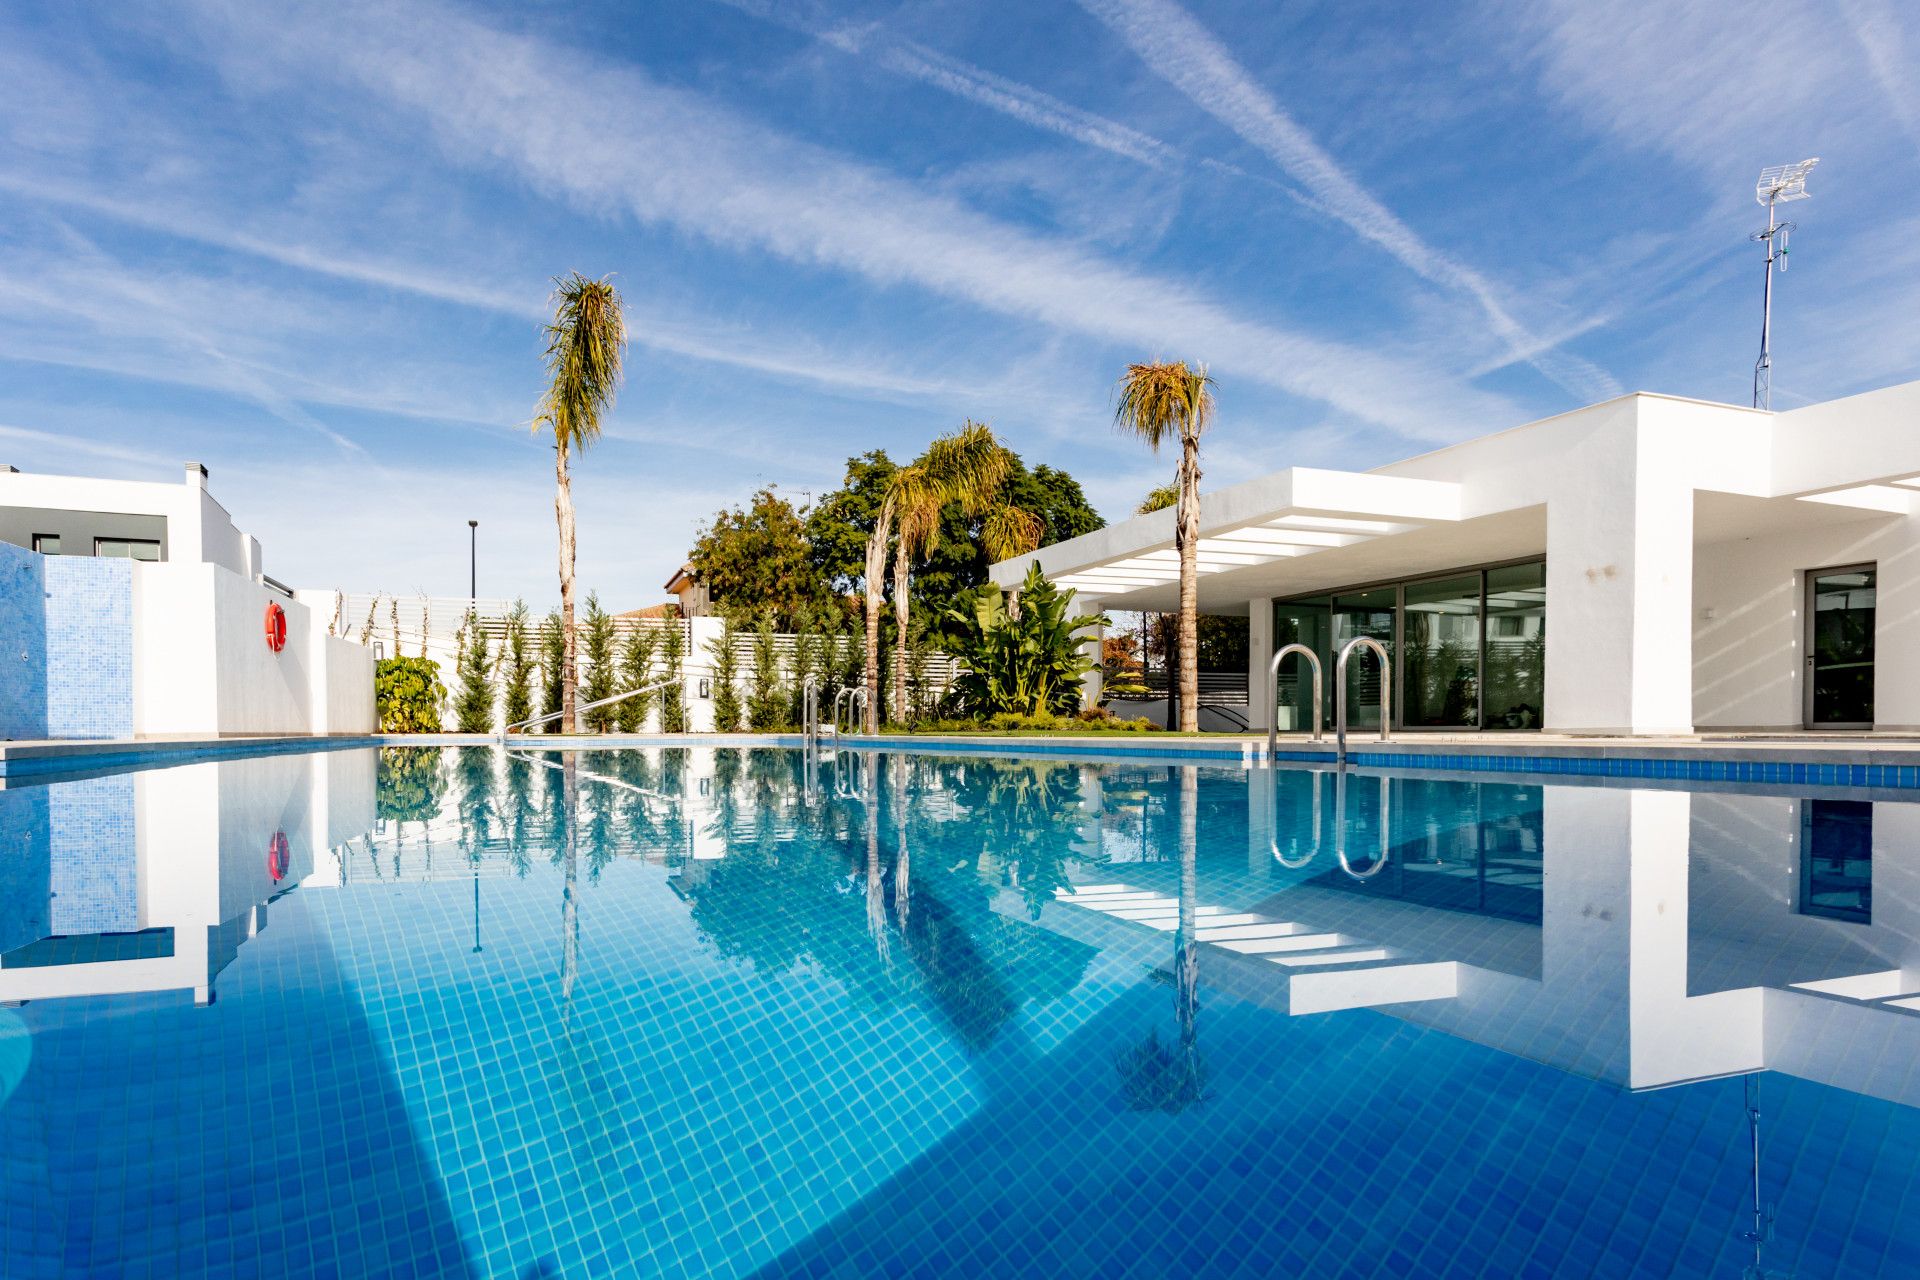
[1052,767,1920,1110]
[0,751,375,1005]
[995,379,1920,735]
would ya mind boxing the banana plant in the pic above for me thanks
[942,563,1104,718]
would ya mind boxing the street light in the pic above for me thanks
[467,519,478,603]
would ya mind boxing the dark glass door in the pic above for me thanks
[1805,566,1875,728]
[1333,588,1395,729]
[1403,574,1481,728]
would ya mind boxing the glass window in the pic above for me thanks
[1800,799,1871,923]
[31,534,60,555]
[1403,574,1481,728]
[1333,587,1395,729]
[1483,562,1546,730]
[95,538,162,561]
[1272,598,1330,730]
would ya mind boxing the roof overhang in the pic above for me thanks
[991,466,1462,606]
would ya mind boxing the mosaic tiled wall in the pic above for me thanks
[0,540,133,740]
[0,541,47,739]
[46,774,138,936]
[42,556,133,739]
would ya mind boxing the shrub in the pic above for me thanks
[581,593,617,733]
[659,625,687,733]
[746,610,786,730]
[376,656,447,733]
[538,611,566,728]
[453,612,495,733]
[500,601,534,731]
[939,563,1103,719]
[619,625,659,732]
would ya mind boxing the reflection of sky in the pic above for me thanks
[0,747,1918,1275]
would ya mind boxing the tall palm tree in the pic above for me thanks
[535,273,626,734]
[1115,362,1214,733]
[863,422,1040,729]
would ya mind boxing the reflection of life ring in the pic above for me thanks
[267,831,290,881]
[264,601,287,653]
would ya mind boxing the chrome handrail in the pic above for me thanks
[802,676,821,746]
[1334,635,1391,763]
[1266,642,1325,760]
[500,675,679,737]
[838,687,869,737]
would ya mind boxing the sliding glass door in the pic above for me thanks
[1274,559,1547,732]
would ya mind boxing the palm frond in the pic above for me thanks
[981,504,1044,561]
[1136,483,1179,515]
[534,273,627,454]
[1113,361,1215,451]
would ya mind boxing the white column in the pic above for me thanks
[686,615,724,732]
[1543,398,1695,735]
[1079,601,1104,710]
[1246,597,1273,732]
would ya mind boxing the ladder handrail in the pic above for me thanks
[1266,643,1325,760]
[1334,636,1391,762]
[802,676,821,746]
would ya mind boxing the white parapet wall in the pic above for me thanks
[133,562,374,737]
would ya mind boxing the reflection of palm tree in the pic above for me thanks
[1117,765,1208,1112]
[560,754,580,1023]
[891,755,912,930]
[864,754,891,969]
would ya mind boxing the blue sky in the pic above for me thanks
[1,0,1916,608]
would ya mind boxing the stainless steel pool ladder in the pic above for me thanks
[802,677,821,747]
[1265,643,1325,763]
[832,686,869,737]
[1268,769,1392,880]
[1334,635,1390,764]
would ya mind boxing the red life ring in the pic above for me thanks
[264,601,287,653]
[267,831,290,881]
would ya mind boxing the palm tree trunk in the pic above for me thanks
[862,499,893,735]
[555,438,578,733]
[891,542,911,725]
[1176,431,1202,733]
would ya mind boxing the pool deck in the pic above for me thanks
[12,727,1920,782]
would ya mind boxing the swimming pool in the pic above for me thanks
[1,744,1916,1277]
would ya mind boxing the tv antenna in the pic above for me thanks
[1751,157,1818,410]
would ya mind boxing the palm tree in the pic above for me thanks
[534,273,626,734]
[1115,362,1215,733]
[866,421,1041,728]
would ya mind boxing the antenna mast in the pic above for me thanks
[1751,157,1818,410]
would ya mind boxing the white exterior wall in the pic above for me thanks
[133,562,372,736]
[1693,515,1920,730]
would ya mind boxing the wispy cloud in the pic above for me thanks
[1077,0,1621,402]
[166,0,1521,442]
[711,0,1181,170]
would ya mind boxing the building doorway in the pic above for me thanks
[1804,564,1876,729]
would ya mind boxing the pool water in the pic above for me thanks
[1,745,1917,1278]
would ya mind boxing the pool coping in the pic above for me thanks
[13,729,1920,789]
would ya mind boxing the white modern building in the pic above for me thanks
[0,462,374,739]
[993,379,1920,736]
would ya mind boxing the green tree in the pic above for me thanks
[709,612,744,732]
[1115,361,1214,733]
[884,422,1042,724]
[617,625,658,732]
[539,610,566,729]
[534,273,626,735]
[500,600,534,732]
[453,610,495,733]
[688,486,823,628]
[579,593,617,732]
[659,624,686,733]
[747,610,786,730]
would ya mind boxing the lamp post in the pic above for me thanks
[467,519,478,603]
